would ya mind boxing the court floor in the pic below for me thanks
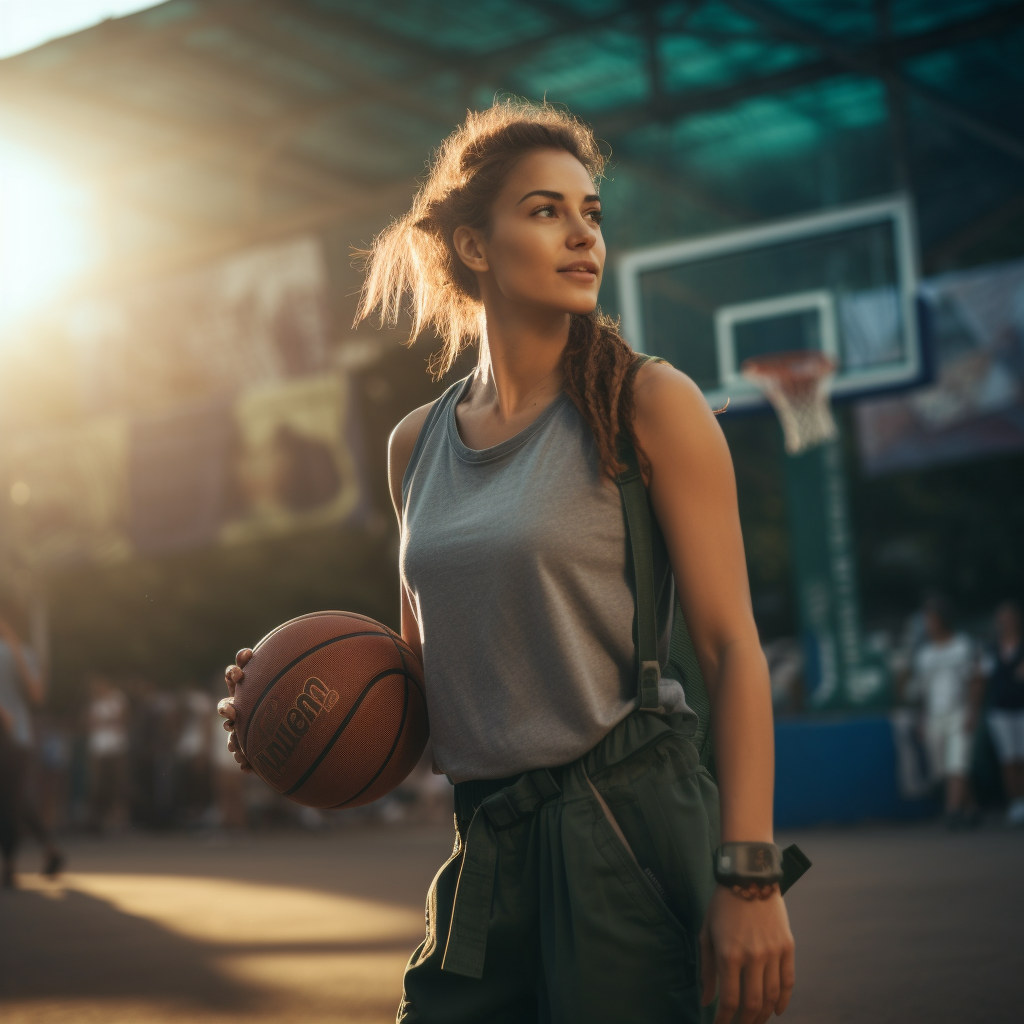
[1,818,1021,1023]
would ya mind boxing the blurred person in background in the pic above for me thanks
[175,687,213,824]
[85,675,129,831]
[34,714,72,831]
[909,594,978,828]
[0,605,64,886]
[979,601,1024,825]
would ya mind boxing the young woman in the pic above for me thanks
[220,100,796,1024]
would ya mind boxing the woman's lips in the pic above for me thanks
[559,268,599,282]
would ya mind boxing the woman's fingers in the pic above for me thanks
[712,949,741,1024]
[737,959,765,1024]
[226,730,253,772]
[699,923,716,1007]
[775,938,796,1015]
[217,697,237,722]
[224,650,251,696]
[754,959,780,1024]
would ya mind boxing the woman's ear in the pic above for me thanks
[452,225,489,274]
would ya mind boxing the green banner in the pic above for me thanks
[783,433,888,709]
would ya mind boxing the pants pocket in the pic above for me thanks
[582,765,691,955]
[592,744,718,948]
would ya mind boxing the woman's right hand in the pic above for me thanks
[218,648,254,773]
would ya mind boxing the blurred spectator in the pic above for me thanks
[979,601,1024,825]
[35,715,72,830]
[175,688,213,823]
[0,608,64,886]
[85,676,129,831]
[908,595,978,828]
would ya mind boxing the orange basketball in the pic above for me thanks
[232,611,428,809]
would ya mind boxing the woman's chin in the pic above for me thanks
[555,292,600,316]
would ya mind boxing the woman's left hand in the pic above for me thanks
[699,885,795,1024]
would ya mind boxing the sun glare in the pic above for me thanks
[0,140,94,331]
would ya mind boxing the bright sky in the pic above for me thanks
[0,3,165,328]
[0,0,161,60]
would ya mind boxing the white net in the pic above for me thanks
[740,351,838,455]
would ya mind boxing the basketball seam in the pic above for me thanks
[330,672,412,809]
[279,666,419,797]
[241,629,394,748]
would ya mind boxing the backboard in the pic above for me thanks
[617,196,924,412]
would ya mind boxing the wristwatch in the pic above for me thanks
[713,842,784,888]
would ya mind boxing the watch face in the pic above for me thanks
[719,844,780,880]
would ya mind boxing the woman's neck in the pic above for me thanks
[475,299,570,420]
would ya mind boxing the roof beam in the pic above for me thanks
[593,1,1024,151]
[722,0,1024,165]
[0,0,239,81]
[594,56,839,136]
[926,187,1024,271]
[0,76,376,207]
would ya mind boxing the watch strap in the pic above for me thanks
[780,843,812,895]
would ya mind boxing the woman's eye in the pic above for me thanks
[533,205,556,218]
[588,209,604,224]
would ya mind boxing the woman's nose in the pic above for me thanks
[568,223,597,249]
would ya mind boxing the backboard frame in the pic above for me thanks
[617,195,923,412]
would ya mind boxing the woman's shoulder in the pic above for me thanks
[632,357,726,463]
[388,401,438,514]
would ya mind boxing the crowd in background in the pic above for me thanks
[1,593,1022,887]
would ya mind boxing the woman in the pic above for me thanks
[220,100,796,1024]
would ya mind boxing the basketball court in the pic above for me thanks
[2,822,1022,1024]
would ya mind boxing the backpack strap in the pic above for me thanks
[615,355,716,777]
[614,431,662,711]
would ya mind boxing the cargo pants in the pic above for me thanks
[397,708,720,1024]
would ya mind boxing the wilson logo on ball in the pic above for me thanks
[254,676,339,778]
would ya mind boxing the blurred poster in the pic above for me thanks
[221,374,360,545]
[63,236,331,416]
[129,399,234,556]
[857,259,1024,475]
[2,373,361,566]
[2,417,131,566]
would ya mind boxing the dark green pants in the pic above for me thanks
[398,710,720,1024]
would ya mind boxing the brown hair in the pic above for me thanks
[354,98,642,479]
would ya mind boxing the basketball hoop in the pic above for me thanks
[741,351,838,455]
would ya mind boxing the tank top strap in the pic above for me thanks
[401,375,470,506]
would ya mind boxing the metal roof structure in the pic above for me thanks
[0,0,1022,305]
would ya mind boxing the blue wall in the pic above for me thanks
[774,715,937,828]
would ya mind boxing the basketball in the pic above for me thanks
[231,611,428,809]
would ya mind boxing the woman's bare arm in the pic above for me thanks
[633,362,773,843]
[633,360,793,1024]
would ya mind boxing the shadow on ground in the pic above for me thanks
[0,886,254,1009]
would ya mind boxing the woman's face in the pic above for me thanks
[454,148,605,316]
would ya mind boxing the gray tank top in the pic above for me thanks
[401,375,682,782]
